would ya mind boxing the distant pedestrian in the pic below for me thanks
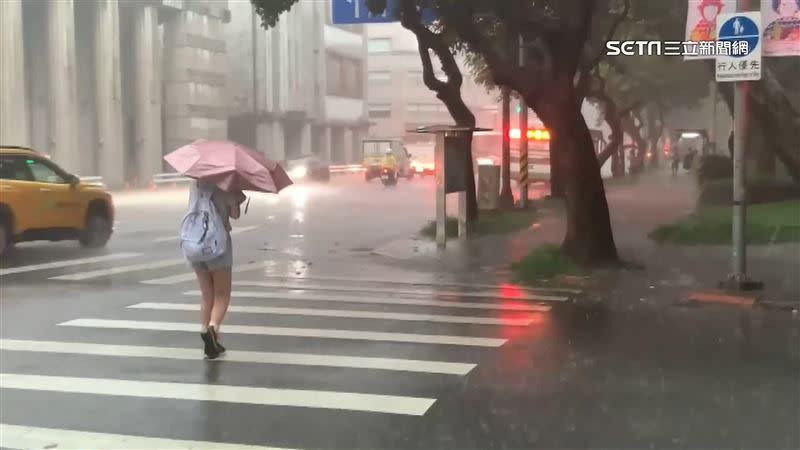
[671,150,681,175]
[184,180,246,359]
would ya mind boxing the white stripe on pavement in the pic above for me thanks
[128,302,536,326]
[185,290,551,312]
[153,226,260,243]
[59,318,507,347]
[255,274,582,294]
[0,339,475,375]
[0,424,294,450]
[141,261,272,285]
[0,373,436,416]
[234,281,569,302]
[0,253,141,276]
[49,258,186,281]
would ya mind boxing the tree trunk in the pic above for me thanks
[549,133,566,198]
[534,79,618,265]
[591,91,623,174]
[646,105,662,168]
[716,66,800,182]
[622,114,646,174]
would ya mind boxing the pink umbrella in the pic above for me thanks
[163,139,293,193]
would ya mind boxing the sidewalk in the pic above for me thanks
[372,170,800,309]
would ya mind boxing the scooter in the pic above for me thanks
[380,167,398,187]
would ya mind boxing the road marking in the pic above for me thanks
[60,319,507,347]
[234,281,569,302]
[255,273,582,294]
[0,373,436,416]
[0,424,293,450]
[185,290,551,312]
[141,261,271,285]
[128,302,536,326]
[0,339,475,375]
[49,258,186,281]
[0,253,141,276]
[153,226,260,243]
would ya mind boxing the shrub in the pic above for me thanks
[697,155,733,185]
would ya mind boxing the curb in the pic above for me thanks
[680,290,799,312]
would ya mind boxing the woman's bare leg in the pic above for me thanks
[195,269,215,330]
[209,268,232,331]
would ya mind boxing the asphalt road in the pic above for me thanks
[1,175,798,450]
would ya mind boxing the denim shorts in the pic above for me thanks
[190,234,233,272]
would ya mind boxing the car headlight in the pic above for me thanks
[289,165,308,179]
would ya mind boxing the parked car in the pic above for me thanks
[0,145,114,255]
[286,155,330,182]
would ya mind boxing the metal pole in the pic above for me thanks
[251,6,258,118]
[435,132,447,249]
[518,34,529,208]
[725,0,761,290]
[499,87,514,208]
[731,80,748,279]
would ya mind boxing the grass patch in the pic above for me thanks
[419,209,538,239]
[511,244,583,282]
[649,200,800,244]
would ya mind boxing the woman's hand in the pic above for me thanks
[229,190,245,219]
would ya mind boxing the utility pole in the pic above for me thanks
[499,87,514,208]
[518,34,529,208]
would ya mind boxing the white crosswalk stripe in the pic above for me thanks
[233,280,569,302]
[153,225,260,243]
[251,273,582,294]
[128,302,538,326]
[0,424,295,450]
[141,261,272,285]
[59,318,508,347]
[0,339,475,375]
[49,258,186,281]
[0,253,141,276]
[1,262,566,448]
[188,290,551,312]
[0,373,436,416]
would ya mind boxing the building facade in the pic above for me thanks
[0,0,231,188]
[365,23,497,143]
[0,0,367,189]
[225,0,368,164]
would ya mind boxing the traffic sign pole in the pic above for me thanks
[722,0,762,291]
[499,87,514,208]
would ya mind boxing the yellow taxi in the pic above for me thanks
[0,146,114,255]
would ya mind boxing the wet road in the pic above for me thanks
[1,175,798,449]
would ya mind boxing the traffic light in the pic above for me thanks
[515,105,522,113]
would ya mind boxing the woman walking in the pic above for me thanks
[187,181,246,359]
[163,139,293,359]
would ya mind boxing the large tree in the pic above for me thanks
[252,0,481,224]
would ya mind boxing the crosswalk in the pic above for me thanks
[1,254,572,449]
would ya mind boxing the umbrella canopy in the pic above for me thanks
[164,140,292,193]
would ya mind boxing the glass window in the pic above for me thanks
[368,71,390,82]
[26,158,66,184]
[419,104,439,113]
[368,103,391,118]
[367,38,391,53]
[0,156,33,181]
[407,71,422,82]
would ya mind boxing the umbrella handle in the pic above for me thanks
[244,196,250,214]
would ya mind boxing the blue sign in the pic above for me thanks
[718,15,759,58]
[331,0,435,25]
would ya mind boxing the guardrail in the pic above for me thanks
[152,173,193,187]
[329,164,365,174]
